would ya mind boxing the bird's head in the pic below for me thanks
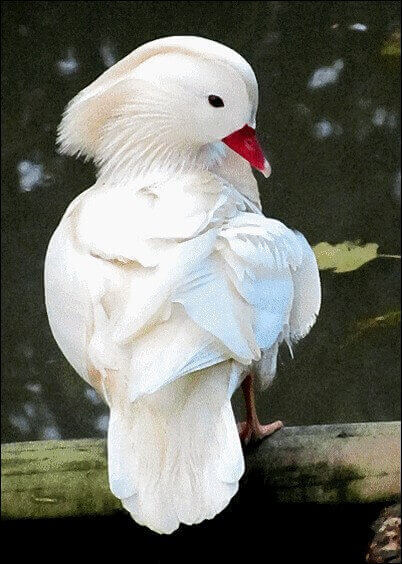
[58,36,270,183]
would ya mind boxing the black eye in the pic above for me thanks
[208,95,224,108]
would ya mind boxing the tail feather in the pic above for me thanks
[107,361,244,534]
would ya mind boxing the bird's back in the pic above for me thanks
[44,168,320,533]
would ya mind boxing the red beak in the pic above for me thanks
[222,124,271,177]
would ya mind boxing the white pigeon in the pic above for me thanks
[44,36,321,534]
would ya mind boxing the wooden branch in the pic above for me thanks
[244,421,400,504]
[1,421,400,520]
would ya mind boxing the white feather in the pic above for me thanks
[45,35,321,534]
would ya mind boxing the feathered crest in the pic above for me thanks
[57,36,258,165]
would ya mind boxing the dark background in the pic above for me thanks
[2,0,400,443]
[1,2,400,561]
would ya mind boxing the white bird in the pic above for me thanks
[44,36,321,534]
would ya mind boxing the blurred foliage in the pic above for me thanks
[355,311,401,334]
[347,310,401,346]
[381,30,401,57]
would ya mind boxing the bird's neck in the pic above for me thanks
[96,140,262,208]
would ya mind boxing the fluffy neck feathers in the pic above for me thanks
[96,127,261,209]
[97,115,228,187]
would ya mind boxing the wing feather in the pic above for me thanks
[46,174,320,404]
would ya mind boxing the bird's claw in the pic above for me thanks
[237,419,284,445]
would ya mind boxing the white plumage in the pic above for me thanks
[44,36,321,534]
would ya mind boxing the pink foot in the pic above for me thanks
[238,420,283,445]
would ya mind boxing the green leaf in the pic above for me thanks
[313,241,380,273]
